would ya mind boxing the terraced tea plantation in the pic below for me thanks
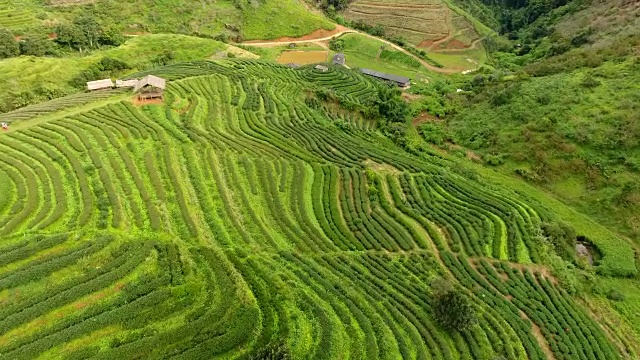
[0,60,636,359]
[344,0,480,49]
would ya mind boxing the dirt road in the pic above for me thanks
[242,28,463,74]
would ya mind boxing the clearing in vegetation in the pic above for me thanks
[0,59,636,359]
[276,50,329,65]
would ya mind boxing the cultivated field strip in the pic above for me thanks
[0,60,631,359]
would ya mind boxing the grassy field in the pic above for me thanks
[241,0,334,40]
[0,59,637,359]
[338,33,433,79]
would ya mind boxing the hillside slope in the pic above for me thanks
[411,0,640,240]
[0,0,334,40]
[0,59,637,358]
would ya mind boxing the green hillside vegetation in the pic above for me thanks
[410,0,640,240]
[337,33,431,79]
[1,0,640,358]
[0,34,226,112]
[0,0,334,40]
[0,59,637,359]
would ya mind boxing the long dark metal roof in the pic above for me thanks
[360,68,410,85]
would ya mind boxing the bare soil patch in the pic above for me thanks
[412,111,439,126]
[276,51,328,65]
[437,38,468,50]
[132,97,164,106]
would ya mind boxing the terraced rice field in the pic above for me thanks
[0,60,636,359]
[344,0,480,49]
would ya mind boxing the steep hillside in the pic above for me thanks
[411,0,640,239]
[0,0,334,41]
[344,0,482,50]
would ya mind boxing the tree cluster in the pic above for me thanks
[55,15,124,52]
[0,28,56,59]
[375,85,411,147]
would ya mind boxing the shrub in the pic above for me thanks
[484,154,505,166]
[329,38,344,52]
[607,289,625,302]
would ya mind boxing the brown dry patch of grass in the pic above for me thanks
[363,159,401,174]
[466,150,481,163]
[411,111,439,126]
[276,51,328,65]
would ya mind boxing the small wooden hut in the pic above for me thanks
[133,75,167,101]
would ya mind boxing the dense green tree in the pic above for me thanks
[55,23,87,51]
[74,15,102,49]
[375,86,410,124]
[100,26,125,47]
[0,28,19,59]
[433,288,477,332]
[19,33,54,56]
[329,38,344,51]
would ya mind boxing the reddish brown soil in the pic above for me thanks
[437,39,469,50]
[132,97,164,106]
[245,25,349,44]
[411,112,439,126]
[418,39,438,48]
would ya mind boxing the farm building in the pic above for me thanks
[87,79,114,91]
[360,68,410,88]
[285,63,300,69]
[315,65,329,72]
[332,53,346,66]
[133,75,167,101]
[116,79,139,88]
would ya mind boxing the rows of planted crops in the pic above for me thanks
[0,60,633,359]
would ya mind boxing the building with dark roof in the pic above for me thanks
[360,68,410,88]
[332,53,346,66]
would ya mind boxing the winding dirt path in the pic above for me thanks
[242,28,461,74]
